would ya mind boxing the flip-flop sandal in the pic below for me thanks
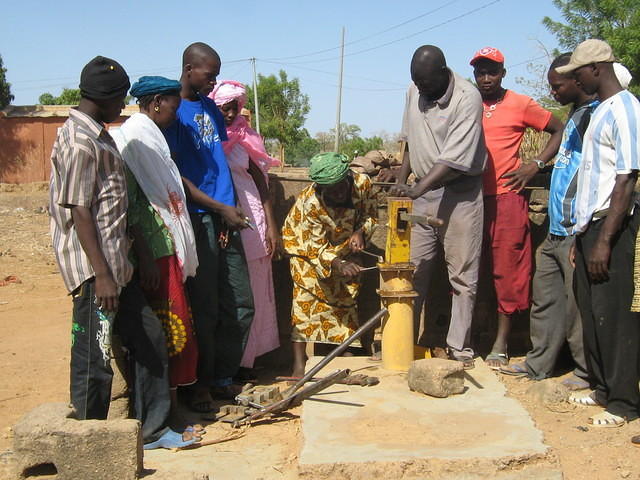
[499,362,528,376]
[560,376,590,391]
[181,429,203,442]
[144,429,199,450]
[631,435,640,447]
[569,391,603,407]
[185,424,206,435]
[588,411,625,428]
[450,356,475,370]
[485,352,509,370]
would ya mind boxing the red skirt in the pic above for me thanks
[145,255,198,387]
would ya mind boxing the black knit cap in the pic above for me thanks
[79,56,130,100]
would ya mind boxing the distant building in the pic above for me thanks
[0,105,137,183]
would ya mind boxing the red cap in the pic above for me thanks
[470,47,505,66]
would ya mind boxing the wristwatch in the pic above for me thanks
[531,159,545,169]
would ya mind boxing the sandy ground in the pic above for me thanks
[0,184,639,479]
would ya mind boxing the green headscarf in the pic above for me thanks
[309,152,350,185]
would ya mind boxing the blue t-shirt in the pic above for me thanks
[548,100,599,236]
[163,95,235,212]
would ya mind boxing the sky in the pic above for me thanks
[2,0,563,138]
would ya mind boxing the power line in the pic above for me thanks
[259,59,407,87]
[262,0,461,61]
[285,0,503,65]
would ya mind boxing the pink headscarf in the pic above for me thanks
[209,80,280,173]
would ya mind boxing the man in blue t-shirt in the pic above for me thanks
[164,42,254,413]
[500,53,596,389]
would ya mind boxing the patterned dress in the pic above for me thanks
[282,172,377,344]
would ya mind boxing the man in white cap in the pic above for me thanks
[556,39,640,428]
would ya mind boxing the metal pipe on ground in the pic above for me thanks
[283,307,388,397]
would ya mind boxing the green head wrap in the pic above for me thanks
[309,152,350,185]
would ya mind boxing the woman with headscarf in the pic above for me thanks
[210,80,280,378]
[281,153,378,377]
[111,76,200,437]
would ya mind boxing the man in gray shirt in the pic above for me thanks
[390,45,486,368]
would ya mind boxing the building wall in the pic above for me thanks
[0,114,129,183]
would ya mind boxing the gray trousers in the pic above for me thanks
[525,234,588,380]
[411,178,483,359]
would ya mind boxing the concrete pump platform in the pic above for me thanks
[298,356,562,480]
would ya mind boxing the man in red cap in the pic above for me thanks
[470,47,564,369]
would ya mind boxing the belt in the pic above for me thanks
[548,233,567,241]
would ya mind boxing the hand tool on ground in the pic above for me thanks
[231,368,351,427]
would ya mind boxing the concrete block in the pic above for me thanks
[12,402,142,480]
[526,379,570,405]
[407,358,464,398]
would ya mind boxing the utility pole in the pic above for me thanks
[333,27,345,153]
[251,57,260,135]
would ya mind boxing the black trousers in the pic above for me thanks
[69,277,170,442]
[574,211,640,420]
[187,212,254,386]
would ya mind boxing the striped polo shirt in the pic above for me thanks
[548,100,598,236]
[574,90,640,233]
[49,108,133,293]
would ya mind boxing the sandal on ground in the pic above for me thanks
[588,411,625,428]
[233,367,258,384]
[189,390,215,413]
[450,356,475,370]
[569,391,603,407]
[631,435,640,447]
[560,375,590,391]
[185,424,206,435]
[485,352,509,370]
[211,384,243,400]
[144,429,199,450]
[499,362,528,376]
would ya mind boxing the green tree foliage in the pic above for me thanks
[245,70,311,150]
[0,54,14,109]
[287,131,321,167]
[39,88,133,105]
[542,0,640,95]
[39,88,82,105]
[314,123,384,160]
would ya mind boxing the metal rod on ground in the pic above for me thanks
[284,307,388,397]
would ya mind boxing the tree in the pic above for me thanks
[246,70,311,151]
[39,88,133,105]
[315,123,384,160]
[39,88,82,105]
[287,131,321,167]
[542,0,640,95]
[0,54,14,109]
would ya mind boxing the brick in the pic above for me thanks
[12,402,141,480]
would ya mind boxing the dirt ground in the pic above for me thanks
[0,184,638,479]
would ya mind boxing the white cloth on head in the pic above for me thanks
[111,112,198,281]
[613,63,633,89]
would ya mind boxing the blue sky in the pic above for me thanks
[2,0,562,137]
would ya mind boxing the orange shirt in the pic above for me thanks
[482,90,552,195]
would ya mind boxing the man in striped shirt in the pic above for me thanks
[500,53,595,388]
[49,57,191,448]
[556,39,640,427]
